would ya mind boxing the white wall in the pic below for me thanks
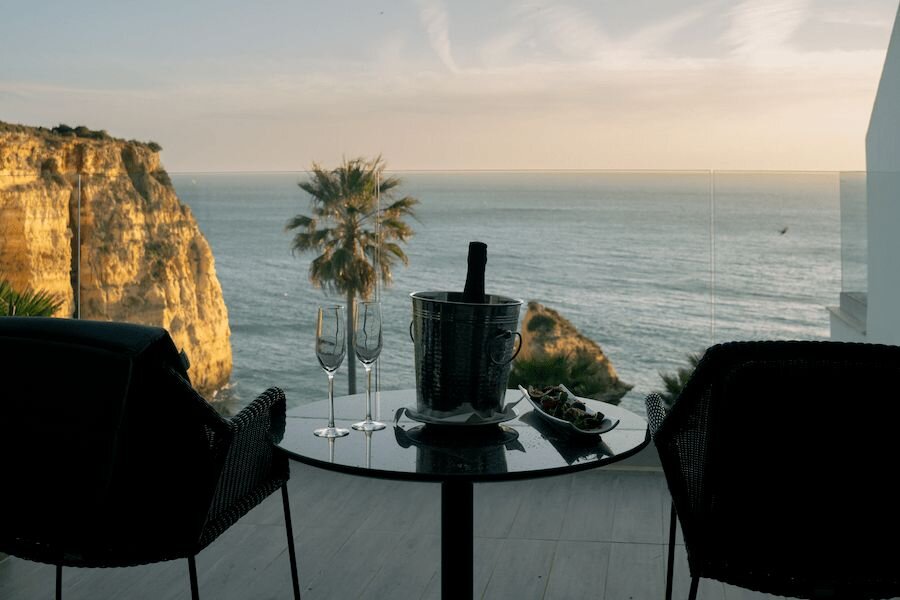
[865,5,900,345]
[829,312,867,342]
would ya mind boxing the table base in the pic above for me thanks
[441,480,474,599]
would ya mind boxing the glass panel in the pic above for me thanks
[317,170,714,418]
[173,172,312,414]
[839,171,867,294]
[711,171,840,342]
[175,171,716,417]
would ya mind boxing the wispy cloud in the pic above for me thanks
[726,0,812,64]
[820,5,897,28]
[615,3,715,62]
[413,0,460,73]
[516,1,610,60]
[480,1,716,72]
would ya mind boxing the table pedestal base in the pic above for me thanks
[441,480,474,599]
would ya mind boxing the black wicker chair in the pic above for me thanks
[647,340,900,600]
[0,317,301,599]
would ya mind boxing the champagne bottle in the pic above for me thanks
[462,241,487,303]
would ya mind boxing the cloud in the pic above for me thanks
[2,1,892,171]
[726,0,812,63]
[820,5,897,29]
[479,28,531,67]
[413,0,460,73]
[616,3,715,58]
[517,1,610,59]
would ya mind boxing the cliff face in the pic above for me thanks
[0,124,232,395]
[518,301,632,403]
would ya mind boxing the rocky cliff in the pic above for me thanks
[0,122,232,395]
[517,301,632,403]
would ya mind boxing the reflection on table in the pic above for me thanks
[279,388,648,482]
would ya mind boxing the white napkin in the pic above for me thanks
[415,397,523,424]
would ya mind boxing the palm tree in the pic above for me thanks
[287,157,419,394]
[0,279,63,316]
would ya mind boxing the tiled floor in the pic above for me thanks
[0,462,791,599]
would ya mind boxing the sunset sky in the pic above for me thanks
[1,0,897,171]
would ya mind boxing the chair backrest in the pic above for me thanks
[0,317,224,566]
[654,340,900,599]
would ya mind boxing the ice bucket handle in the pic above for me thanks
[408,320,522,364]
[489,330,522,366]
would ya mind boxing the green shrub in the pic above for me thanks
[526,314,555,332]
[509,352,618,402]
[50,124,110,140]
[152,169,172,187]
[0,279,64,316]
[654,352,703,408]
[52,124,75,136]
[509,353,569,391]
[146,141,163,152]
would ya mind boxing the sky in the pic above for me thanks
[1,0,898,172]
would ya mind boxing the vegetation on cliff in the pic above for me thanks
[511,301,632,404]
[509,352,624,403]
[287,156,419,394]
[0,120,161,152]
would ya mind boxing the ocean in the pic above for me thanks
[172,171,842,417]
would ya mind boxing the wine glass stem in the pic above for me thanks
[365,364,373,421]
[327,373,336,428]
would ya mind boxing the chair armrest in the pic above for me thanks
[228,386,287,444]
[203,388,289,541]
[644,392,668,438]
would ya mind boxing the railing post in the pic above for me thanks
[75,174,81,319]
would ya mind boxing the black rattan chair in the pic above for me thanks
[647,340,900,600]
[0,317,301,599]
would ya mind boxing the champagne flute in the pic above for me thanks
[351,301,386,431]
[314,305,349,438]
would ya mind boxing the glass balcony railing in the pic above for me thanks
[711,171,840,343]
[0,170,844,417]
[839,171,867,294]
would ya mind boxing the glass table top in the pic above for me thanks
[279,389,650,483]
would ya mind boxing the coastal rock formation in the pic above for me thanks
[517,301,632,403]
[0,122,232,395]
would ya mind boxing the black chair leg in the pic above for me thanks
[282,484,302,599]
[188,555,199,600]
[666,501,676,600]
[56,564,62,600]
[688,575,700,600]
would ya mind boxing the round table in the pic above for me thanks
[278,389,649,599]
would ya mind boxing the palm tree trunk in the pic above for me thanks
[347,290,357,395]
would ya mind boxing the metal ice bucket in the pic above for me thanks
[410,291,523,415]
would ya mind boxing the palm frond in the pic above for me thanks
[379,217,414,241]
[285,214,315,231]
[0,278,63,317]
[381,242,409,265]
[383,196,420,214]
[654,352,704,408]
